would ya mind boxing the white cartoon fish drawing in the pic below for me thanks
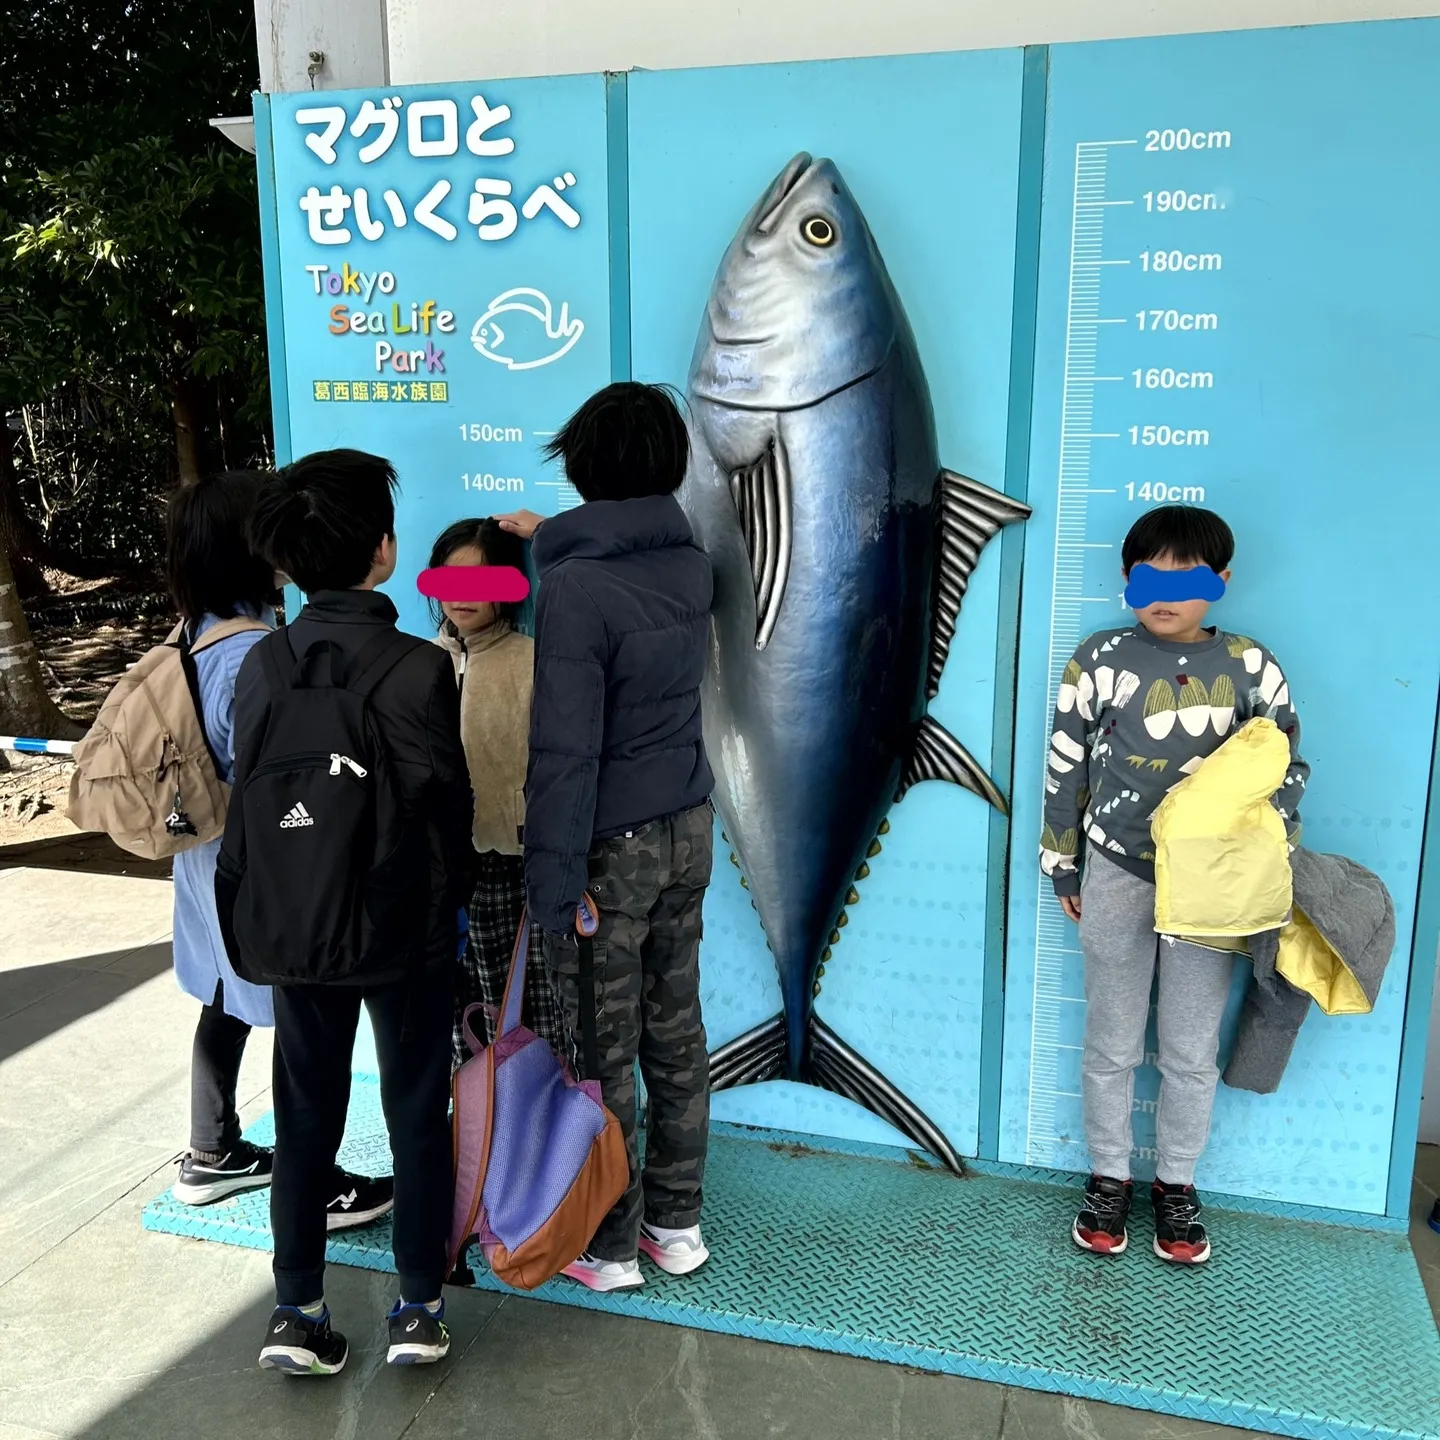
[469,288,584,371]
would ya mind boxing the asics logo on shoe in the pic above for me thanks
[273,1322,286,1334]
[280,802,314,829]
[406,1319,420,1333]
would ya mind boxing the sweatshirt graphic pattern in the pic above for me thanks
[1040,626,1308,896]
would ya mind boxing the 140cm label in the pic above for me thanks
[1125,481,1207,503]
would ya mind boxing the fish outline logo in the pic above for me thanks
[470,287,584,371]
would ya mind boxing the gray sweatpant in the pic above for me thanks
[1079,853,1235,1186]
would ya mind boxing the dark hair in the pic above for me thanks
[165,471,279,623]
[1121,505,1234,574]
[541,382,690,502]
[426,517,528,628]
[247,449,397,593]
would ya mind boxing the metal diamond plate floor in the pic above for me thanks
[143,1080,1440,1440]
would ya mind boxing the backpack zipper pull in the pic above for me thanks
[330,753,368,779]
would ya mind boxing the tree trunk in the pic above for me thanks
[0,542,83,739]
[169,375,204,485]
[0,435,49,598]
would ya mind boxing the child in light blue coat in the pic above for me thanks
[168,473,392,1231]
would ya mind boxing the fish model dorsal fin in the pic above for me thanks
[729,438,793,651]
[928,470,1031,699]
[899,714,1009,815]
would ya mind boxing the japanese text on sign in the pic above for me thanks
[295,93,581,245]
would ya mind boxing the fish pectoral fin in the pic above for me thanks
[728,437,792,652]
[708,1014,787,1091]
[806,1015,964,1176]
[928,470,1031,700]
[899,714,1008,814]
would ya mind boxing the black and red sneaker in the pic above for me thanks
[1071,1175,1133,1254]
[1151,1180,1211,1264]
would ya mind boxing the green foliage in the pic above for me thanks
[0,1,270,566]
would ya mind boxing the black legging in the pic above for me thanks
[190,979,252,1155]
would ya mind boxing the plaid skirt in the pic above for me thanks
[454,850,567,1070]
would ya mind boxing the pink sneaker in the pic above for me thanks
[560,1253,644,1292]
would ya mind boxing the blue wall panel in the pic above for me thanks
[267,75,615,638]
[1000,21,1440,1212]
[628,51,1028,1156]
[257,18,1440,1216]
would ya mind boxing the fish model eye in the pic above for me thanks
[801,215,836,247]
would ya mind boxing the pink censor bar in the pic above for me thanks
[417,565,530,604]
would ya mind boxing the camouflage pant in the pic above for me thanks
[539,802,712,1262]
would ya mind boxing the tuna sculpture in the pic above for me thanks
[680,153,1030,1173]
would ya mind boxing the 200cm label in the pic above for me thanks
[1144,128,1231,151]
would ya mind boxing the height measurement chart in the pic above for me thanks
[262,76,612,636]
[1000,22,1440,1211]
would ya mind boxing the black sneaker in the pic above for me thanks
[1151,1181,1211,1264]
[1071,1174,1134,1255]
[258,1305,349,1375]
[172,1141,273,1205]
[386,1299,451,1365]
[326,1169,394,1231]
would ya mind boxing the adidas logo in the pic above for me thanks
[279,802,315,830]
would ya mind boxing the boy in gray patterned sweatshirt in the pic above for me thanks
[1041,506,1307,1264]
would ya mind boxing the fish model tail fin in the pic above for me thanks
[708,1014,788,1089]
[806,1016,965,1175]
[707,1011,965,1176]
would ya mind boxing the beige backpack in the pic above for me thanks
[67,617,270,859]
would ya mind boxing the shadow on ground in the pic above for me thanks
[0,943,172,1061]
[0,830,173,880]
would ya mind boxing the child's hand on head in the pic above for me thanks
[496,510,544,540]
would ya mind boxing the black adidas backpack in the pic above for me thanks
[215,629,428,985]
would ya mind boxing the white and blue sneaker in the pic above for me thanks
[386,1299,450,1365]
[172,1141,272,1206]
[259,1305,348,1376]
[638,1222,710,1276]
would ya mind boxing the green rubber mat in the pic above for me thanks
[143,1080,1440,1440]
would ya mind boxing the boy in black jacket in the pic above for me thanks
[499,383,716,1293]
[220,450,472,1374]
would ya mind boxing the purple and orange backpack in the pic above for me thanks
[448,906,627,1290]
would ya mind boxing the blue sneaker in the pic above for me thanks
[259,1305,348,1375]
[387,1299,450,1365]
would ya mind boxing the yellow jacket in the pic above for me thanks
[1151,717,1293,938]
[1151,719,1372,1015]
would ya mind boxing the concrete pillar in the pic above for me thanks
[253,0,389,93]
